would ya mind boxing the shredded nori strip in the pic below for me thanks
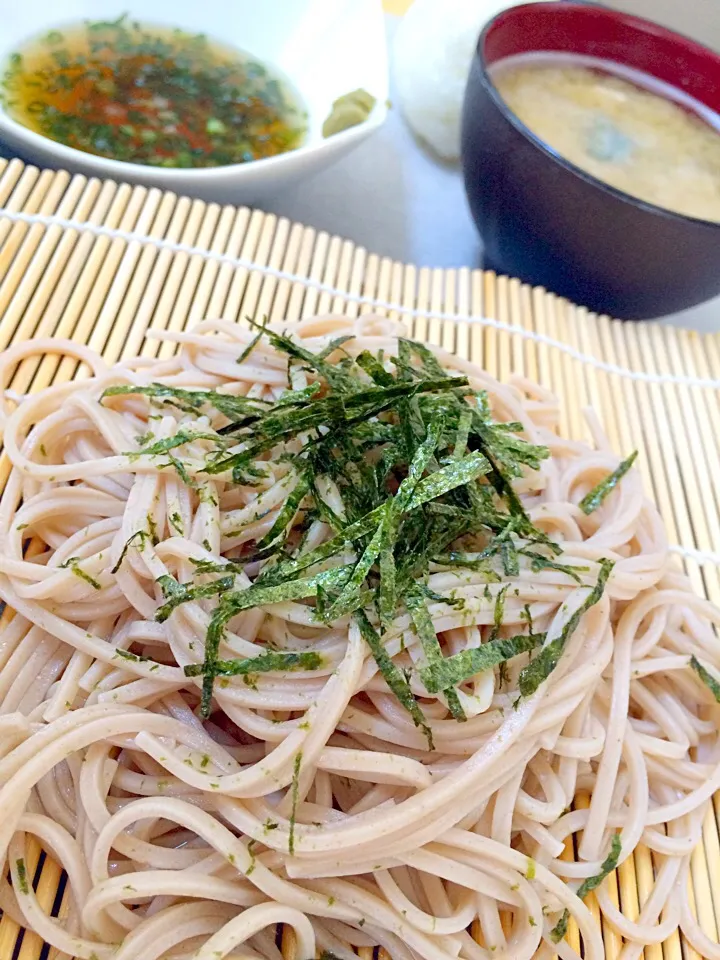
[130,429,219,457]
[521,549,588,584]
[195,565,353,716]
[321,518,386,622]
[407,587,466,721]
[155,573,235,622]
[579,452,638,514]
[237,316,269,365]
[256,507,385,585]
[203,375,469,478]
[420,633,544,693]
[433,551,501,580]
[518,559,614,697]
[550,834,622,943]
[355,610,433,748]
[111,530,151,574]
[146,329,591,724]
[256,472,311,551]
[189,557,247,575]
[184,650,322,677]
[356,349,395,386]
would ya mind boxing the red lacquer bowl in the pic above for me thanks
[461,1,720,319]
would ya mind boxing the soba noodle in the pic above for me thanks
[0,313,718,960]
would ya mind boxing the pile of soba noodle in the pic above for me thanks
[0,313,719,960]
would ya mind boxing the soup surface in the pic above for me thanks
[491,54,720,223]
[0,16,306,168]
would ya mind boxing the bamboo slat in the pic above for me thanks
[0,157,719,959]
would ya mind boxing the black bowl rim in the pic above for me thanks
[475,0,720,232]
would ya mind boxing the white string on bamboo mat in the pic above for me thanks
[669,544,720,566]
[2,207,720,391]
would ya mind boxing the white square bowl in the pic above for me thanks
[0,0,389,203]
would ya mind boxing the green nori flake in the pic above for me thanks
[166,453,197,489]
[288,751,302,855]
[147,513,159,545]
[114,648,155,665]
[518,559,613,697]
[258,506,384,585]
[550,910,569,944]
[246,839,256,875]
[60,557,101,590]
[407,587,444,669]
[434,551,501,579]
[315,334,355,360]
[245,318,358,393]
[131,429,218,457]
[521,549,588,583]
[15,858,29,894]
[204,375,468,477]
[500,533,519,577]
[237,316,269,364]
[169,511,184,534]
[490,583,509,640]
[579,452,638,515]
[397,337,447,378]
[576,834,621,899]
[102,382,267,421]
[550,834,621,943]
[690,655,720,702]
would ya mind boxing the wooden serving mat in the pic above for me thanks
[0,155,719,960]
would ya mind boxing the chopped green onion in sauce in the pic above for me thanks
[1,16,306,168]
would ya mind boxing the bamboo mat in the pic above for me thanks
[0,154,719,959]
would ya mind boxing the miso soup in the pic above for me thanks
[491,53,720,223]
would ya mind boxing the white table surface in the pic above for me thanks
[263,15,720,333]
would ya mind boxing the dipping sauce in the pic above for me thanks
[0,16,306,168]
[491,53,720,222]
